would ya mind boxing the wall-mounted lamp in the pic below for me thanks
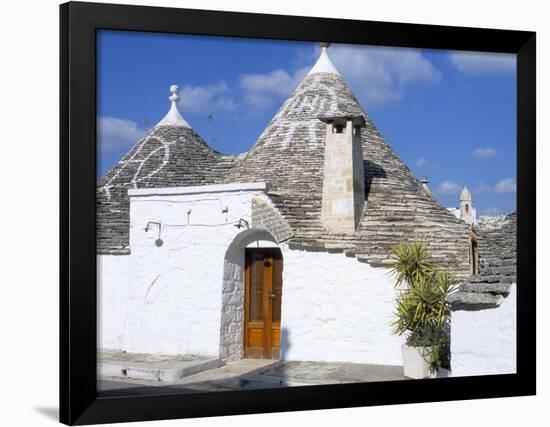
[144,221,163,247]
[234,218,249,230]
[144,221,161,232]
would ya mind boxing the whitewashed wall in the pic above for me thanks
[281,248,403,365]
[451,284,517,376]
[97,254,130,350]
[121,184,269,356]
[98,183,403,365]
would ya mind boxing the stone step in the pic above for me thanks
[98,352,221,382]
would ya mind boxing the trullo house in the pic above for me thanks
[97,44,515,374]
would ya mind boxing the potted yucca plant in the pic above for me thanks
[388,242,457,378]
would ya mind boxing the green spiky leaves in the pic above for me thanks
[388,242,458,372]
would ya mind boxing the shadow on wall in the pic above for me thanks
[364,159,387,201]
[279,327,291,362]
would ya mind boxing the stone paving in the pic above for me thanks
[259,361,406,383]
[98,358,406,397]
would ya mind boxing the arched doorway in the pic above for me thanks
[244,247,283,359]
[219,229,283,361]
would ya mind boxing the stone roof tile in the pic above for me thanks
[97,49,473,278]
[448,213,517,307]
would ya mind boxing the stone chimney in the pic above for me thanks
[319,115,366,233]
[420,176,430,193]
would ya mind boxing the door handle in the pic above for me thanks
[268,293,275,299]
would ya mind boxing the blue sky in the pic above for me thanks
[97,30,516,216]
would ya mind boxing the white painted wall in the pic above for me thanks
[97,254,130,350]
[280,248,403,365]
[98,183,403,365]
[450,284,516,376]
[121,185,269,356]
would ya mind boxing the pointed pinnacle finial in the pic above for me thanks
[460,186,472,201]
[169,84,180,103]
[156,83,190,128]
[307,42,340,76]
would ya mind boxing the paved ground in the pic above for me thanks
[259,361,406,383]
[98,359,406,397]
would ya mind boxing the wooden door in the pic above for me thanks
[244,248,283,359]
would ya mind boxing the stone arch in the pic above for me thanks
[219,228,280,361]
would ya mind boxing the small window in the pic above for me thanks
[465,204,469,212]
[334,124,344,133]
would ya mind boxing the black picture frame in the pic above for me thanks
[60,1,536,425]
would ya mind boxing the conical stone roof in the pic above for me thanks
[97,88,235,253]
[98,48,472,278]
[225,50,471,276]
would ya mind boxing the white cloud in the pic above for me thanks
[476,182,493,195]
[495,177,516,194]
[449,51,516,75]
[97,116,146,153]
[239,67,309,109]
[238,44,440,110]
[415,157,426,167]
[436,180,463,195]
[180,81,237,114]
[472,147,497,159]
[481,207,504,216]
[329,45,441,106]
[473,179,516,195]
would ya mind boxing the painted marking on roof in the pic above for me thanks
[131,145,165,188]
[100,130,156,199]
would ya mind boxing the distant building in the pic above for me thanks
[448,186,477,225]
